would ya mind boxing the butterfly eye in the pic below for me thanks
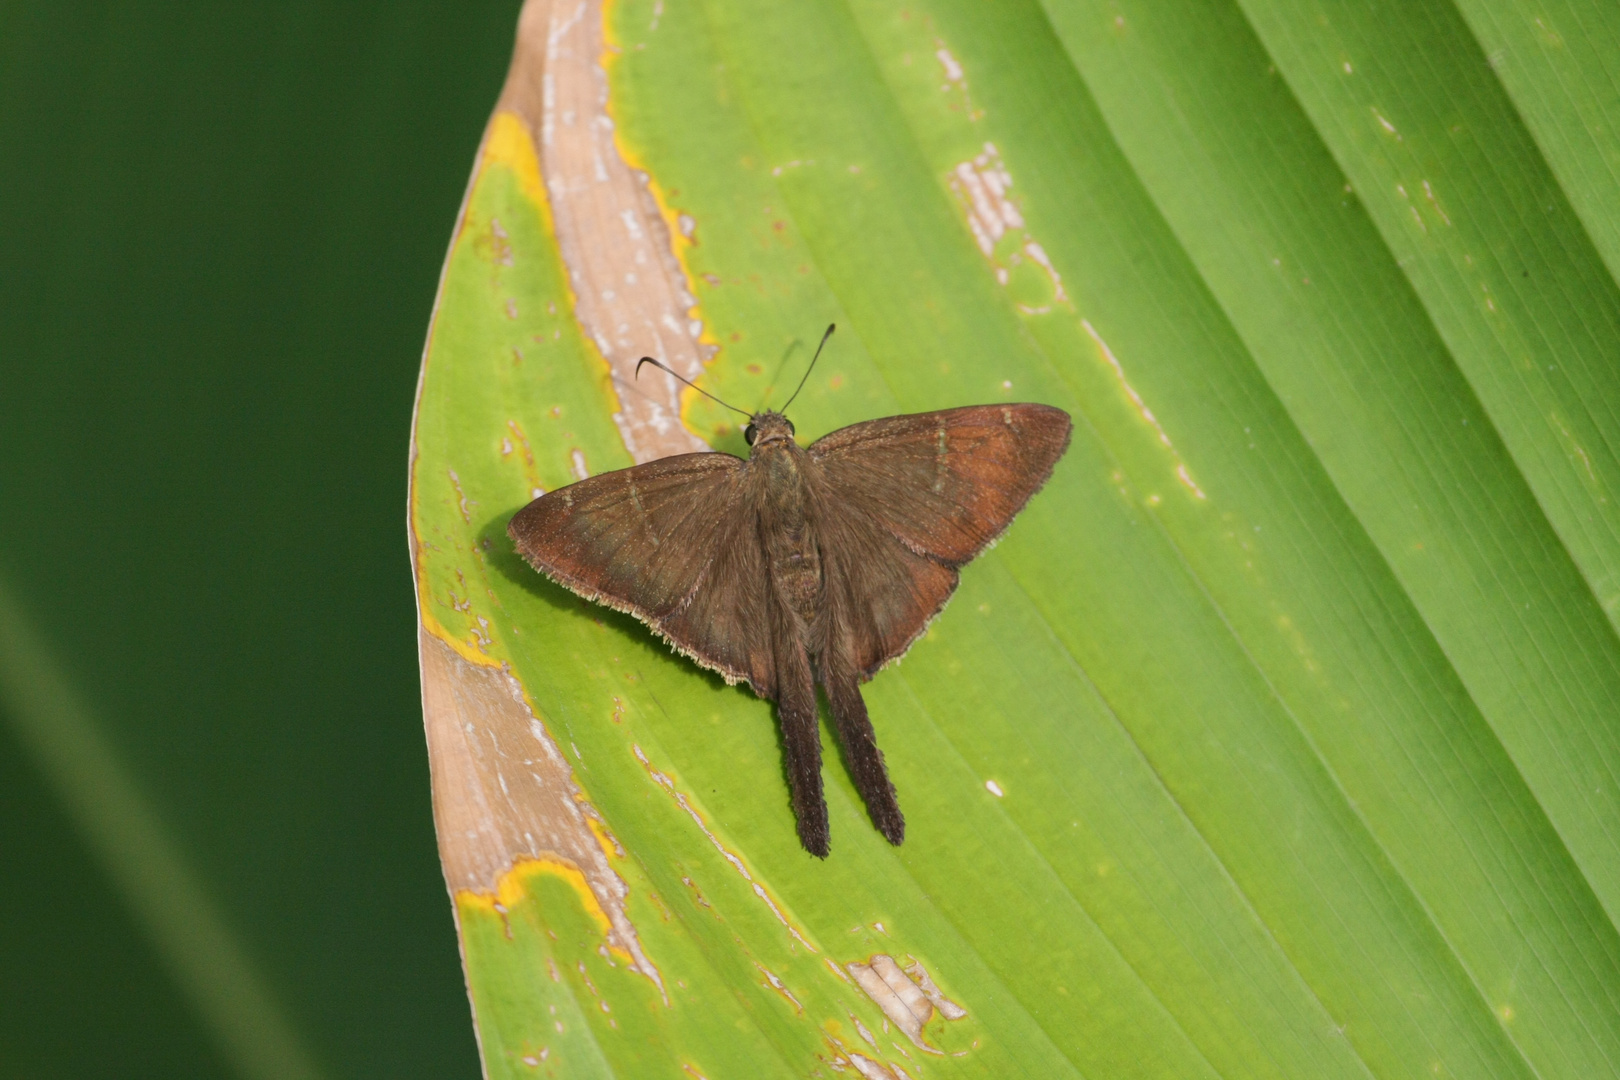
[785,419,796,436]
[744,424,757,445]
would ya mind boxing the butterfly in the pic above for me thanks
[509,327,1072,856]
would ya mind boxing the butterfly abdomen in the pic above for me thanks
[754,441,824,630]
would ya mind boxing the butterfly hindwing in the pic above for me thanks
[657,493,777,694]
[811,489,961,679]
[507,451,771,688]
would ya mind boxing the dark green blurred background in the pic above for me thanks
[0,3,522,1075]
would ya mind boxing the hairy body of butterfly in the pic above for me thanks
[509,403,1072,857]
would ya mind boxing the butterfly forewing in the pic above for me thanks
[810,404,1072,567]
[807,403,1071,675]
[508,452,772,686]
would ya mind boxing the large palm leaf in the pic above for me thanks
[410,1,1620,1075]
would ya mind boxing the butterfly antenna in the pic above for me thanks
[780,323,836,414]
[635,356,751,419]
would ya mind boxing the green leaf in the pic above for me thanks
[409,0,1620,1076]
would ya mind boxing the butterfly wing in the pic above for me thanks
[809,403,1071,675]
[811,403,1072,565]
[508,452,773,692]
[811,493,963,680]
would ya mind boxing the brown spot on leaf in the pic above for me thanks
[418,630,664,999]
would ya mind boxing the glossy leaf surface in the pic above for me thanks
[410,1,1620,1076]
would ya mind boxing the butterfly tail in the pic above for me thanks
[824,662,905,847]
[773,621,830,858]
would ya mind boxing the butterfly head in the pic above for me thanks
[743,411,796,451]
[636,325,831,457]
[744,323,832,452]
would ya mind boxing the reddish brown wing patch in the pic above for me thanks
[507,452,769,687]
[810,404,1072,567]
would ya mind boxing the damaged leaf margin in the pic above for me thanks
[407,3,683,1058]
[416,630,664,995]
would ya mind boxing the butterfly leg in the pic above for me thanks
[772,604,830,858]
[823,653,905,847]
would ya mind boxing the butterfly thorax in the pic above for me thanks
[749,421,823,630]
